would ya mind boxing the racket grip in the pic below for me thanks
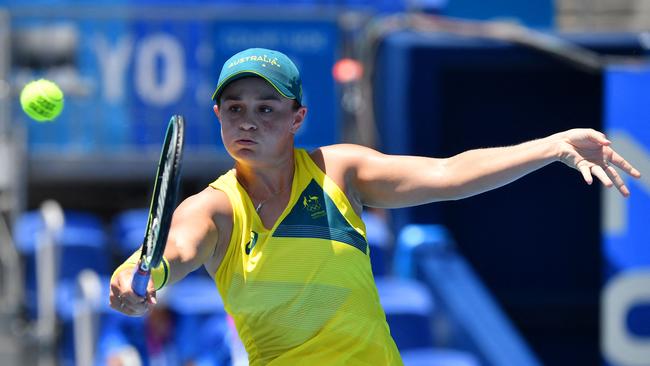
[131,267,151,297]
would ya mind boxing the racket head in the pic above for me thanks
[138,114,185,272]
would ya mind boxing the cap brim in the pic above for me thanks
[211,70,296,102]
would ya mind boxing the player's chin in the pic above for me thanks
[231,147,258,159]
[228,144,264,159]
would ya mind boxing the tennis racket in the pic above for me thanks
[131,114,185,297]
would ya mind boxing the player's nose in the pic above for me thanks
[239,117,258,131]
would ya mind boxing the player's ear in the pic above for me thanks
[289,106,307,135]
[213,104,221,123]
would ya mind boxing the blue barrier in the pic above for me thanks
[395,224,542,366]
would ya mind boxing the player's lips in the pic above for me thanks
[235,138,257,145]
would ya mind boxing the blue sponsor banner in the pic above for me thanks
[128,18,220,150]
[602,65,650,366]
[12,11,340,154]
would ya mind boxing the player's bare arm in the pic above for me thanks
[109,187,231,316]
[162,187,232,284]
[319,128,640,209]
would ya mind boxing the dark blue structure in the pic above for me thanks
[373,31,647,365]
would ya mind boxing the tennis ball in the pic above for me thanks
[20,79,64,122]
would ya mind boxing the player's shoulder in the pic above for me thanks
[176,187,233,224]
[312,143,377,155]
[310,143,382,168]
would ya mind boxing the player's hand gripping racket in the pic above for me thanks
[131,115,185,297]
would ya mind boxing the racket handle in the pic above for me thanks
[131,266,151,297]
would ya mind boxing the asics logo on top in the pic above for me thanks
[245,231,259,255]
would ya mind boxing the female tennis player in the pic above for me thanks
[110,48,641,365]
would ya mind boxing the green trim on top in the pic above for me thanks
[273,179,368,254]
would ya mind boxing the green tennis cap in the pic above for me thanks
[211,48,302,105]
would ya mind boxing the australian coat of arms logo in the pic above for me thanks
[303,195,326,219]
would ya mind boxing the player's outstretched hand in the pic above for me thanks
[557,128,641,196]
[109,266,157,317]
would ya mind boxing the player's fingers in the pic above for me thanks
[146,281,157,306]
[591,165,614,188]
[109,280,121,295]
[609,150,641,178]
[111,270,137,302]
[109,293,137,316]
[115,272,148,307]
[588,130,611,145]
[118,292,150,316]
[109,292,121,311]
[110,270,127,289]
[147,292,158,306]
[120,302,147,317]
[578,163,593,185]
[111,266,134,293]
[110,275,132,307]
[605,165,630,197]
[121,286,148,307]
[109,272,149,316]
[127,272,151,304]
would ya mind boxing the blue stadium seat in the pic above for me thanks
[13,209,109,317]
[363,210,393,277]
[376,277,435,350]
[95,312,147,366]
[111,208,149,257]
[394,224,453,280]
[163,276,223,315]
[191,315,233,366]
[96,304,148,366]
[111,208,211,278]
[94,275,194,366]
[401,348,480,366]
[55,275,124,366]
[163,276,231,365]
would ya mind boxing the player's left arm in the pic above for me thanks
[325,128,641,209]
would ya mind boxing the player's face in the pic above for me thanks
[215,77,306,165]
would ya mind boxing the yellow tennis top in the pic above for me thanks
[209,148,402,365]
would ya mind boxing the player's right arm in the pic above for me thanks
[317,129,640,210]
[109,187,233,316]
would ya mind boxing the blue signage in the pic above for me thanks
[602,65,650,366]
[12,13,340,153]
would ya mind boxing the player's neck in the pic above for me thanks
[235,154,295,203]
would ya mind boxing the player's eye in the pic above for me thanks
[228,105,242,113]
[259,106,273,113]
